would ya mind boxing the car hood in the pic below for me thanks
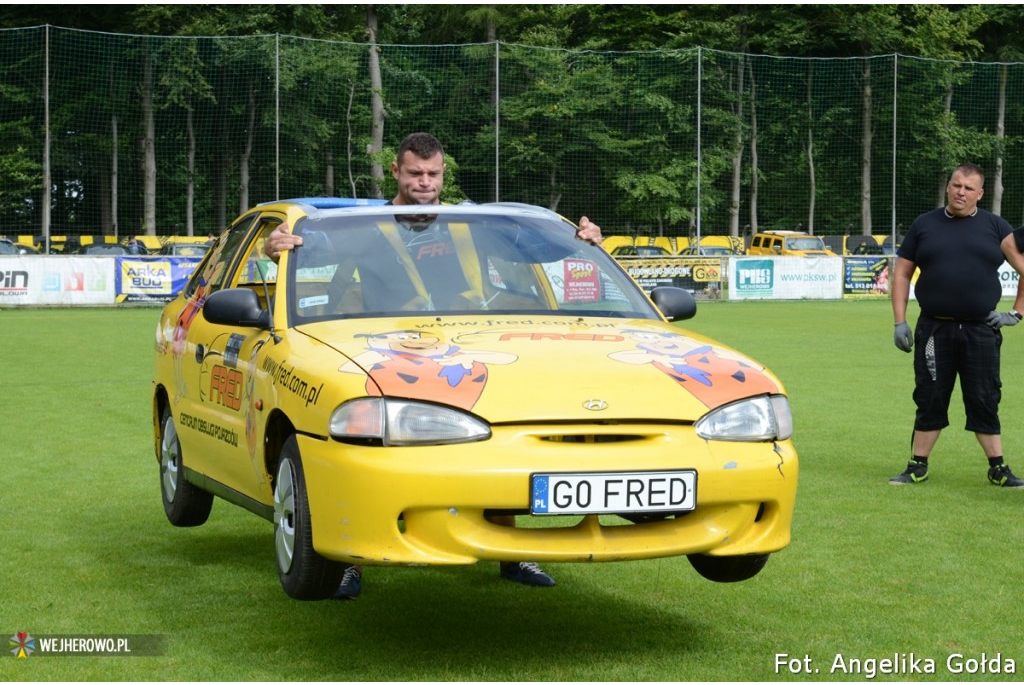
[295,315,783,424]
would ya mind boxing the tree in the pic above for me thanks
[158,40,213,235]
[972,6,1024,220]
[141,44,156,234]
[367,4,385,197]
[0,32,43,231]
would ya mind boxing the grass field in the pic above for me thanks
[3,300,1024,681]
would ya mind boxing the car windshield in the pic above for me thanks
[286,207,660,322]
[784,236,826,251]
[84,244,127,255]
[166,244,210,257]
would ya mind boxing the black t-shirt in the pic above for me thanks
[898,207,1011,320]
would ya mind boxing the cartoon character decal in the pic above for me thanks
[244,342,263,464]
[609,329,779,408]
[168,244,229,401]
[340,329,516,411]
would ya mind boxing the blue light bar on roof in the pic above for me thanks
[267,197,390,209]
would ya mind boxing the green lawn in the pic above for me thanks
[2,300,1023,681]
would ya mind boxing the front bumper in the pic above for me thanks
[299,422,798,565]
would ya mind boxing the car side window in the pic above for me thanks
[233,219,281,288]
[182,214,260,299]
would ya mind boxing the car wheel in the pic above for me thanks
[274,436,346,600]
[688,553,769,583]
[159,406,213,527]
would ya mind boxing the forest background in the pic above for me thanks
[2,4,1024,244]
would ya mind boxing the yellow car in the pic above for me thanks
[158,236,213,258]
[747,230,837,257]
[152,199,798,599]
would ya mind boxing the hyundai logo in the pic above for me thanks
[583,399,608,411]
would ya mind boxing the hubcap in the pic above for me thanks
[160,415,179,503]
[274,459,297,574]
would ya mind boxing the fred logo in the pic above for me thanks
[210,365,243,410]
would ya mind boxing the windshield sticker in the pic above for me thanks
[299,295,330,309]
[562,259,601,303]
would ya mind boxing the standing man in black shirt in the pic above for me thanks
[890,163,1024,486]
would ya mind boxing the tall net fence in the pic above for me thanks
[2,26,1024,244]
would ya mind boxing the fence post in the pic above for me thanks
[891,53,898,247]
[696,46,703,244]
[42,25,51,253]
[494,41,500,203]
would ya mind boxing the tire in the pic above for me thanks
[688,552,770,583]
[274,436,346,600]
[159,406,213,527]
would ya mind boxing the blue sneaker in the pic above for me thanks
[333,565,362,600]
[500,561,556,587]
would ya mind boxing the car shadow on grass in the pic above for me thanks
[80,505,778,680]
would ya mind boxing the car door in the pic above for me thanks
[174,212,284,499]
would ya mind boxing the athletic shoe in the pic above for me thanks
[333,564,362,600]
[889,460,928,484]
[988,463,1024,488]
[499,561,556,587]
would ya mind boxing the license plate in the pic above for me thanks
[530,470,697,515]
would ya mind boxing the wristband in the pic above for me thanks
[1011,310,1022,322]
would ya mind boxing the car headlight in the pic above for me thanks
[695,394,792,442]
[329,397,491,446]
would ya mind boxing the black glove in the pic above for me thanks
[894,322,913,353]
[985,311,1021,330]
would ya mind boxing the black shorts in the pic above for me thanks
[912,317,1002,434]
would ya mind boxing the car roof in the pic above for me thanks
[258,198,572,224]
[163,236,211,244]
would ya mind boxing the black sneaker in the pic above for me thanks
[333,564,362,600]
[988,464,1024,488]
[499,561,556,587]
[889,460,928,484]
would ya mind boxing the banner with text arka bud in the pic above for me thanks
[116,256,202,304]
[729,256,843,300]
[0,256,115,306]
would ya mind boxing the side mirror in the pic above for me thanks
[650,286,697,321]
[203,288,271,329]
